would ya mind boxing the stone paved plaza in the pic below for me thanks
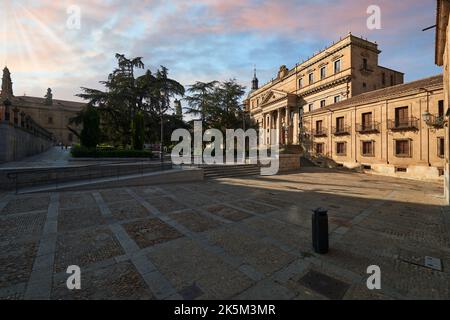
[0,167,449,300]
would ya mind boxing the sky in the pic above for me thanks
[0,0,442,102]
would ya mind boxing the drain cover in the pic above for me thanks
[299,270,350,300]
[179,283,203,300]
[424,256,442,271]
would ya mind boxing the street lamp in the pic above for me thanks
[160,91,166,164]
[422,111,431,124]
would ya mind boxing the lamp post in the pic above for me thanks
[160,91,166,164]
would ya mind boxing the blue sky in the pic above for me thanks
[0,0,442,102]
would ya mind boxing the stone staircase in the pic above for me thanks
[200,164,261,179]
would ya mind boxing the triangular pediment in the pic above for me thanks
[260,90,289,106]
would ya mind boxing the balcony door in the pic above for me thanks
[395,107,408,127]
[362,112,372,130]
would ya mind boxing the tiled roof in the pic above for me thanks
[10,96,85,110]
[309,74,443,114]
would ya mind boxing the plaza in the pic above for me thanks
[0,167,448,300]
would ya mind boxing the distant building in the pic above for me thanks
[435,0,450,201]
[0,67,85,145]
[245,34,445,181]
[245,33,404,146]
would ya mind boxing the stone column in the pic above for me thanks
[20,112,25,127]
[285,107,290,145]
[293,111,299,145]
[277,109,282,145]
[13,107,19,126]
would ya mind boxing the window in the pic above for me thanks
[320,66,326,80]
[48,117,53,124]
[336,142,346,156]
[395,139,411,157]
[438,100,445,117]
[382,72,386,86]
[309,73,314,84]
[438,137,445,158]
[336,117,344,131]
[334,59,341,73]
[362,141,374,157]
[395,107,409,127]
[290,111,294,120]
[316,120,323,132]
[299,78,304,88]
[362,112,372,129]
[320,100,326,108]
[68,133,73,142]
[316,143,324,155]
[334,96,341,103]
[390,75,394,86]
[308,103,313,112]
[363,58,368,70]
[363,82,367,88]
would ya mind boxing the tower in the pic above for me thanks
[252,66,259,91]
[1,67,14,99]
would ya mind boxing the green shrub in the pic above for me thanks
[71,145,153,158]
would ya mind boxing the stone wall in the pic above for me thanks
[0,122,53,163]
[278,154,301,173]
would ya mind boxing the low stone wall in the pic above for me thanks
[278,154,301,173]
[0,122,53,163]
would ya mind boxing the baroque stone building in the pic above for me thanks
[0,67,84,145]
[245,33,445,180]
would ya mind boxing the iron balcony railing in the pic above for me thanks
[425,114,445,128]
[312,128,328,137]
[388,118,419,131]
[332,125,351,135]
[356,122,380,133]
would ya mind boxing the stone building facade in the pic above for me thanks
[0,67,84,146]
[244,33,404,146]
[245,33,446,181]
[302,75,444,180]
[435,0,450,201]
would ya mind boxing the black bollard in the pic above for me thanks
[312,208,329,254]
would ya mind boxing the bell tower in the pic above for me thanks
[252,66,259,91]
[1,67,14,99]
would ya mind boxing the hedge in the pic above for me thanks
[71,145,153,158]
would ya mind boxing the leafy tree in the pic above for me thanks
[184,81,218,125]
[132,112,145,150]
[76,55,185,148]
[79,106,101,148]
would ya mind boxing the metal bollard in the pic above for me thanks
[312,208,329,254]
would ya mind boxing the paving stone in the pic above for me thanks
[205,226,296,276]
[148,238,254,299]
[51,261,154,300]
[147,196,188,213]
[1,195,50,215]
[205,204,253,222]
[54,227,124,272]
[234,278,296,300]
[108,200,150,221]
[0,211,46,243]
[0,241,38,288]
[123,218,183,249]
[100,189,134,204]
[168,210,223,233]
[58,207,106,232]
[59,192,96,209]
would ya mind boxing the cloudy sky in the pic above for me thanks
[0,0,441,102]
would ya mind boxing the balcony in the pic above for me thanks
[312,128,327,137]
[332,125,351,136]
[356,122,380,133]
[388,118,419,131]
[424,114,445,128]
